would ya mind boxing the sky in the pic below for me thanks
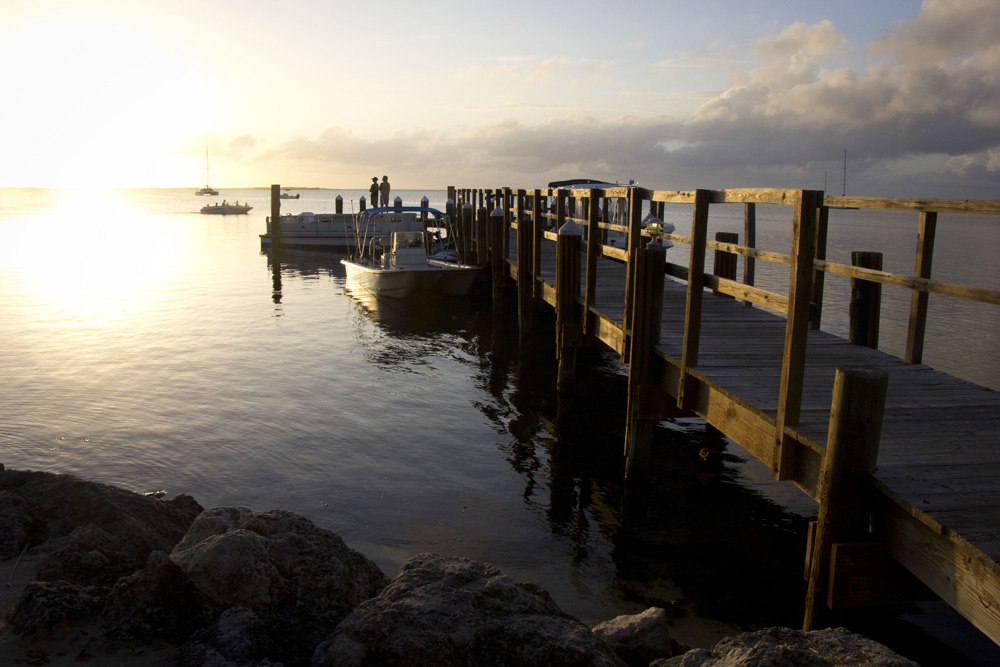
[1,0,999,199]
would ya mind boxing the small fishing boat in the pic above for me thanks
[201,201,252,215]
[341,207,480,299]
[280,191,300,199]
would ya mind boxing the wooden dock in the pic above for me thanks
[445,185,1000,644]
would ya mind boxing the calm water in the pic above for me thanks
[1,188,998,664]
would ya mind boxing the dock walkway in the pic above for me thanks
[447,185,1000,644]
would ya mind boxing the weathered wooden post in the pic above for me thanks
[335,195,343,214]
[803,366,888,630]
[622,187,647,361]
[810,206,830,328]
[743,203,756,308]
[491,201,506,299]
[270,184,281,252]
[476,205,489,267]
[713,231,739,297]
[905,212,937,364]
[394,195,403,209]
[517,190,537,338]
[677,189,710,410]
[556,217,584,393]
[584,192,601,333]
[849,251,883,349]
[624,238,666,481]
[460,202,474,265]
[360,197,367,212]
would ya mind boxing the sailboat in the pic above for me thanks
[195,147,220,196]
[830,150,858,209]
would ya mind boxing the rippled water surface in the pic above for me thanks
[1,188,997,664]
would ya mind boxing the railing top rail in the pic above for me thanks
[824,195,1000,215]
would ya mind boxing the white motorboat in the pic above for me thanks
[201,201,252,215]
[340,207,480,299]
[260,206,428,251]
[279,191,300,199]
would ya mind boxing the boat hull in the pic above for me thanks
[341,259,480,299]
[342,260,418,299]
[201,205,252,215]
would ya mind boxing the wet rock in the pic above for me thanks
[0,489,31,559]
[658,626,920,667]
[171,507,389,664]
[593,607,688,666]
[312,552,627,667]
[9,580,110,635]
[104,550,208,644]
[0,468,203,563]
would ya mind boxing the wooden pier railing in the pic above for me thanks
[447,184,1000,643]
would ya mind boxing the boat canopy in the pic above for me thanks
[360,206,449,222]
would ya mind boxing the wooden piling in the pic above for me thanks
[810,205,829,328]
[491,203,506,298]
[849,251,883,349]
[713,231,739,297]
[270,184,281,251]
[460,202,474,265]
[335,195,343,214]
[743,203,756,307]
[624,239,666,479]
[905,212,937,364]
[517,190,536,337]
[556,219,583,392]
[803,367,888,630]
[677,189,710,410]
[773,190,821,479]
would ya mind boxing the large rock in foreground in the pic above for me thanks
[313,552,627,667]
[166,506,390,666]
[0,466,202,570]
[659,626,920,667]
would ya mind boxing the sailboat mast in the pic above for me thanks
[842,149,847,197]
[205,146,212,187]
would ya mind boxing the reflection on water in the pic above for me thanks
[1,190,998,665]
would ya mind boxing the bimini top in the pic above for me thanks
[547,179,618,189]
[360,206,449,221]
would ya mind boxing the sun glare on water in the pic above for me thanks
[3,190,185,326]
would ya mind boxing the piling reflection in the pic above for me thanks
[471,300,815,631]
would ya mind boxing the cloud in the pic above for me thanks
[254,2,1000,197]
[529,56,573,80]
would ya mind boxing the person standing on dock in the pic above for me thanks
[369,177,379,207]
[379,175,390,207]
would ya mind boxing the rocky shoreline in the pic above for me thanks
[0,465,919,666]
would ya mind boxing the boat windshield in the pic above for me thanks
[392,231,425,250]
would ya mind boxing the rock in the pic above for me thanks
[170,507,389,665]
[0,468,203,564]
[593,607,688,666]
[104,550,208,644]
[659,626,920,667]
[9,580,110,635]
[37,524,138,587]
[179,606,276,667]
[312,552,627,667]
[0,490,31,559]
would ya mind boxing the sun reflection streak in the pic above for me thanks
[2,189,185,325]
